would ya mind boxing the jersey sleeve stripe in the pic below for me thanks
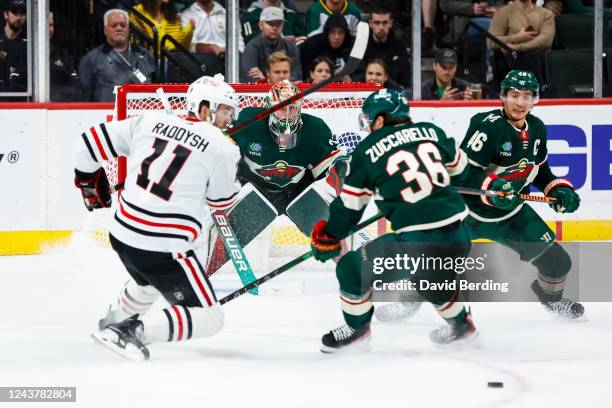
[121,196,202,229]
[311,149,342,178]
[114,214,190,241]
[468,158,487,169]
[81,133,98,162]
[543,178,573,196]
[480,174,497,206]
[342,185,373,196]
[447,149,468,176]
[99,123,119,158]
[89,126,109,161]
[118,199,199,240]
[207,191,239,203]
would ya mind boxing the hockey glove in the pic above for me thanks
[310,220,341,262]
[488,177,522,210]
[74,168,112,211]
[548,186,580,213]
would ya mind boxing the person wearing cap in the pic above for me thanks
[181,0,245,56]
[305,0,362,38]
[240,6,302,83]
[421,48,473,100]
[299,13,354,81]
[0,0,27,92]
[242,0,306,45]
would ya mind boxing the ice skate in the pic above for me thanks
[375,301,422,322]
[429,311,478,346]
[321,323,371,353]
[531,280,585,320]
[92,316,150,361]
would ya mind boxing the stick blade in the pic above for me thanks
[350,21,370,60]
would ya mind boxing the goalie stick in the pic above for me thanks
[219,212,385,305]
[455,186,559,203]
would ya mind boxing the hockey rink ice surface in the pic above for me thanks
[0,235,610,408]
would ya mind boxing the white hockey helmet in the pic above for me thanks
[186,74,240,122]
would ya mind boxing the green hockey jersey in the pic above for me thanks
[325,121,469,240]
[305,0,362,37]
[459,109,551,220]
[231,107,341,191]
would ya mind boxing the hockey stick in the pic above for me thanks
[219,212,385,305]
[455,186,558,203]
[226,21,370,136]
[156,87,260,294]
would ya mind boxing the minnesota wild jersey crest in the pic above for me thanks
[494,158,536,190]
[255,160,305,188]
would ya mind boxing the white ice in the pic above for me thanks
[0,234,610,408]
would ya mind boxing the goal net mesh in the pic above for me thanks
[88,82,382,258]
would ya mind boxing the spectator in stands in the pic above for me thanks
[364,59,402,90]
[49,12,80,101]
[305,0,362,37]
[304,56,333,83]
[242,0,306,45]
[181,0,244,56]
[130,0,194,52]
[264,50,294,83]
[300,13,353,81]
[422,0,438,53]
[439,0,503,48]
[421,48,473,100]
[78,9,156,102]
[355,7,410,89]
[488,0,555,83]
[240,6,302,83]
[0,0,27,92]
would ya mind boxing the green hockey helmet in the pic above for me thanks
[500,70,540,101]
[266,80,303,150]
[359,88,410,131]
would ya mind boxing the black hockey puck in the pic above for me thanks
[487,382,504,388]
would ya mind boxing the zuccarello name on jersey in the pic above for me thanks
[365,126,440,163]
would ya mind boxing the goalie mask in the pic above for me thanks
[266,81,303,150]
[186,74,240,128]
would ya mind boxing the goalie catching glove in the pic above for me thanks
[310,220,341,261]
[74,168,112,211]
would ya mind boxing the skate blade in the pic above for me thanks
[91,330,149,362]
[320,334,372,354]
[431,330,482,349]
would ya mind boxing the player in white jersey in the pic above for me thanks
[73,75,241,361]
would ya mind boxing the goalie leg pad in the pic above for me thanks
[286,180,335,236]
[206,183,278,275]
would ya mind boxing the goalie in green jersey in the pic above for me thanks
[206,80,350,274]
[376,70,584,323]
[310,88,479,352]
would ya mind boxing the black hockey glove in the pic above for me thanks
[74,168,112,211]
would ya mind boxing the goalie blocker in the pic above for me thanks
[206,181,334,275]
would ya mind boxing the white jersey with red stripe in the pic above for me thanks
[74,111,241,253]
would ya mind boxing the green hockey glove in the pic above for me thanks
[488,177,522,210]
[548,185,580,213]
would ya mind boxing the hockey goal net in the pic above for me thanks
[91,82,383,260]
